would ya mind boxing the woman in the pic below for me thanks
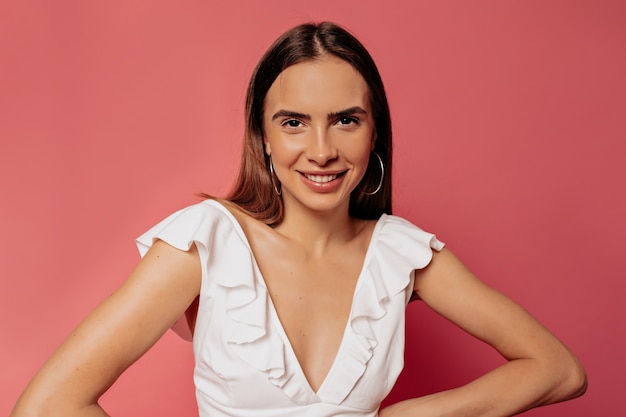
[11,22,586,417]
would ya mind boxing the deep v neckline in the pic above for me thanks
[209,200,383,396]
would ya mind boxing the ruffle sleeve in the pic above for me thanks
[351,213,445,341]
[135,200,225,341]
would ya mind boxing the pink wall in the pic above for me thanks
[1,1,624,415]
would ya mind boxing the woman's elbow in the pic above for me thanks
[550,351,587,402]
[563,355,588,399]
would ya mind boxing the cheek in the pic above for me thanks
[265,131,303,158]
[352,141,374,168]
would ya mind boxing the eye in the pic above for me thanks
[337,116,359,126]
[281,119,303,128]
[336,116,360,127]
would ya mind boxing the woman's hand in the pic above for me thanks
[11,240,201,417]
[382,248,587,417]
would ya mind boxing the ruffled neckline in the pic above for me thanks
[205,200,426,406]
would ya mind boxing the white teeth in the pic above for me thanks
[305,174,337,183]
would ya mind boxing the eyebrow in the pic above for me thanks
[329,106,368,119]
[271,106,368,121]
[271,110,310,121]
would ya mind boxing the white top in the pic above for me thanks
[136,200,444,417]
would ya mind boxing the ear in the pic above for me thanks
[370,130,377,151]
[264,140,272,156]
[263,131,272,155]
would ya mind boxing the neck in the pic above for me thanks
[275,203,360,254]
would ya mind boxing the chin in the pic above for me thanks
[286,193,351,215]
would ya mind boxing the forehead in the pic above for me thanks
[264,57,371,113]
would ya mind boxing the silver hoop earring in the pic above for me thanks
[268,156,282,196]
[361,152,384,196]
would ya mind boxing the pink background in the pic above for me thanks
[1,1,624,415]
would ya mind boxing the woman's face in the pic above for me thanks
[263,56,375,216]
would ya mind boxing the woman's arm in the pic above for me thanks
[381,248,587,417]
[11,240,201,417]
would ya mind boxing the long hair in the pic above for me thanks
[226,21,392,225]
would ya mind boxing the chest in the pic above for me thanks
[195,249,409,409]
[247,233,369,391]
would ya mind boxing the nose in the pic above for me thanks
[306,127,337,165]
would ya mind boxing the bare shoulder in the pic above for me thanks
[413,248,477,299]
[412,247,528,334]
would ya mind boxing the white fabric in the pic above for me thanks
[136,199,444,417]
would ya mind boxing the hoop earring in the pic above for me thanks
[268,156,282,196]
[361,152,384,196]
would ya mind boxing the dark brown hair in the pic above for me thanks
[226,21,392,225]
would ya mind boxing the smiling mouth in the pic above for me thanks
[303,172,345,183]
